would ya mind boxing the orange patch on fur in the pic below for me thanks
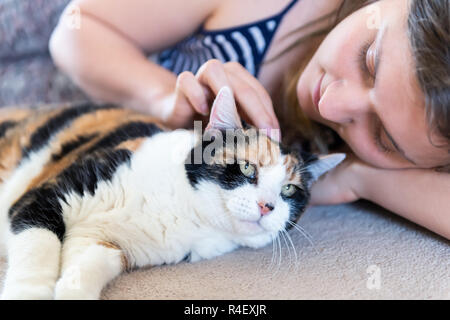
[284,154,302,184]
[97,240,129,271]
[0,107,33,124]
[115,138,146,152]
[24,109,164,192]
[0,135,23,184]
[239,133,280,167]
[26,150,81,191]
[207,131,281,168]
[17,108,63,151]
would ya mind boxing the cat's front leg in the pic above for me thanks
[1,228,61,300]
[54,238,126,300]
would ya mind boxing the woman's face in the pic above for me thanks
[297,0,448,169]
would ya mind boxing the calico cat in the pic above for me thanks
[0,87,344,299]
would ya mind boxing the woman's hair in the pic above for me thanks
[408,0,450,150]
[279,0,450,161]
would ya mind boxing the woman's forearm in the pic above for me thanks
[356,164,450,240]
[49,10,176,118]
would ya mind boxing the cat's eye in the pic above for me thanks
[239,161,256,179]
[281,184,298,197]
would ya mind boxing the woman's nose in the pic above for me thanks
[257,201,275,216]
[319,79,371,124]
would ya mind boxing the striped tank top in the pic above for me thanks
[156,0,300,78]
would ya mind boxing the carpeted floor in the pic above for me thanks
[1,201,449,300]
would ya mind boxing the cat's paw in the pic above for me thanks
[54,279,99,300]
[1,284,54,300]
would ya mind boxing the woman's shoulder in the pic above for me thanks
[203,0,297,31]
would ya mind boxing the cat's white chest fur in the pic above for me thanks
[60,129,237,268]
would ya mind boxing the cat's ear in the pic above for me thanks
[307,153,346,185]
[206,86,243,131]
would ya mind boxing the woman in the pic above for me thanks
[49,0,450,239]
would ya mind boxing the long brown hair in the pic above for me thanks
[408,0,450,150]
[278,0,450,160]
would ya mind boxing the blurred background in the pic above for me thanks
[0,0,88,107]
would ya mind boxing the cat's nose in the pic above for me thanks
[257,201,275,216]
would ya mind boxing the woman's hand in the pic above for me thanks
[310,154,450,239]
[309,153,366,206]
[161,59,280,136]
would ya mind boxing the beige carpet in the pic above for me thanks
[1,201,449,299]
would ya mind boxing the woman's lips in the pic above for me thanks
[313,73,325,109]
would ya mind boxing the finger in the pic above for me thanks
[196,59,280,141]
[195,59,232,96]
[226,72,278,136]
[176,71,210,115]
[165,95,195,129]
[224,62,280,130]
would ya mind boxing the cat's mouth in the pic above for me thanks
[238,219,265,234]
[238,217,272,234]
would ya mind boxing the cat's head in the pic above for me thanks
[185,87,345,248]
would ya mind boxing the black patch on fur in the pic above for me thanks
[186,131,317,224]
[280,142,317,164]
[279,145,315,226]
[51,134,98,161]
[185,161,254,190]
[57,148,132,196]
[85,121,162,154]
[184,133,256,190]
[182,252,192,263]
[9,148,132,242]
[21,103,116,159]
[10,120,163,241]
[282,185,310,228]
[0,121,17,138]
[9,185,66,241]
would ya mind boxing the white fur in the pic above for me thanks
[0,130,295,299]
[1,228,61,299]
[1,128,340,299]
[1,87,346,299]
[59,130,244,271]
[0,147,54,256]
[55,242,123,300]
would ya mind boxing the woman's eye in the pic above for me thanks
[281,184,298,197]
[373,120,395,155]
[239,161,256,178]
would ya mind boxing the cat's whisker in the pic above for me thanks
[276,233,282,275]
[281,229,293,267]
[0,91,347,299]
[268,235,277,272]
[287,221,319,254]
[287,220,313,242]
[279,230,291,269]
[283,228,299,270]
[271,233,281,276]
[295,223,316,249]
[295,222,314,241]
[269,232,280,273]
